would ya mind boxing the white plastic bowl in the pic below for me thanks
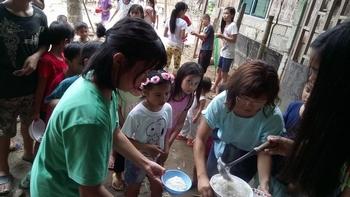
[209,174,253,197]
[29,119,46,142]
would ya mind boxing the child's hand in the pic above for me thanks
[145,144,164,158]
[215,33,223,38]
[264,135,294,156]
[13,53,40,76]
[156,151,169,165]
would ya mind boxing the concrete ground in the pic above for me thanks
[7,126,201,197]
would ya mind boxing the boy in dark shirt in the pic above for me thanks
[191,14,214,73]
[0,0,47,194]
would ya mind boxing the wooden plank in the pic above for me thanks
[320,0,337,30]
[300,14,320,64]
[291,0,317,61]
[334,0,349,25]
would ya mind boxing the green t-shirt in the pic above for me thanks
[30,76,118,197]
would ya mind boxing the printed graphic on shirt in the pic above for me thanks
[145,118,167,146]
[0,17,43,69]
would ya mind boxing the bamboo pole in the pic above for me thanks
[257,15,274,59]
[236,3,246,31]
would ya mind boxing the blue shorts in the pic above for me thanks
[124,159,147,185]
[218,57,234,73]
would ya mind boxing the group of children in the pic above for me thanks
[28,2,239,196]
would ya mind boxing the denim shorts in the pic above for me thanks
[218,57,234,73]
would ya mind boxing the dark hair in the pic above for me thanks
[81,41,102,67]
[171,62,203,103]
[141,70,173,90]
[127,4,144,19]
[170,2,188,33]
[74,21,88,31]
[200,76,212,94]
[48,21,74,45]
[57,15,68,23]
[96,23,106,38]
[82,17,166,89]
[202,14,210,21]
[147,0,155,9]
[225,60,279,114]
[64,42,82,62]
[283,21,350,197]
[221,7,235,34]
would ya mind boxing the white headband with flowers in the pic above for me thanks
[140,72,175,89]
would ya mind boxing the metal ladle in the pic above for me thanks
[217,141,270,180]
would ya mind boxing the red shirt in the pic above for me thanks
[37,52,67,115]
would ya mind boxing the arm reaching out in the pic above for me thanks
[264,135,294,156]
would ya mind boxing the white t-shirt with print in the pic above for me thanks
[122,102,172,153]
[220,22,238,59]
[165,18,187,48]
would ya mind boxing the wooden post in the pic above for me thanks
[236,3,246,31]
[257,15,274,59]
[192,0,209,58]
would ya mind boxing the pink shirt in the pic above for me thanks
[168,94,192,131]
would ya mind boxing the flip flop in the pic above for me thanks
[111,173,124,191]
[0,175,13,195]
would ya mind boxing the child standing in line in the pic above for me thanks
[191,14,214,74]
[178,76,212,146]
[122,70,174,197]
[168,62,203,148]
[143,0,157,28]
[163,2,188,72]
[212,7,237,93]
[33,21,74,123]
[74,22,89,43]
[111,89,142,191]
[44,42,82,120]
[97,0,112,24]
[127,4,144,18]
[45,41,102,108]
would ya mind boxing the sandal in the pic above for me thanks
[111,173,124,191]
[0,175,13,195]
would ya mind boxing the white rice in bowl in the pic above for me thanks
[209,174,253,197]
[165,176,187,191]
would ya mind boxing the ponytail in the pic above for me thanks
[170,2,188,33]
